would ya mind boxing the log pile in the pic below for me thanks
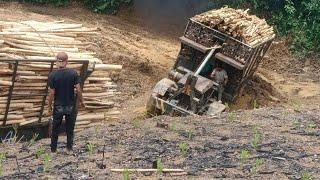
[191,7,275,46]
[0,20,122,131]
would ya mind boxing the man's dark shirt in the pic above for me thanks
[48,68,81,106]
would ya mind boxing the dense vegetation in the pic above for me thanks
[11,0,320,57]
[20,0,132,14]
[245,0,320,57]
[210,0,320,57]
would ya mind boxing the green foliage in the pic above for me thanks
[234,0,320,57]
[179,142,188,157]
[21,0,69,6]
[301,171,312,180]
[18,0,132,13]
[227,112,236,122]
[156,158,164,174]
[208,0,320,57]
[35,146,45,158]
[122,168,130,180]
[43,153,52,172]
[307,121,317,132]
[0,152,5,176]
[224,102,230,111]
[251,126,261,149]
[186,130,193,139]
[169,122,177,132]
[81,0,132,14]
[86,142,95,156]
[251,158,263,173]
[292,118,301,127]
[132,118,140,129]
[253,99,259,109]
[239,149,250,166]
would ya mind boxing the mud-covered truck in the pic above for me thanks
[147,7,275,116]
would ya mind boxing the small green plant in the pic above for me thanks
[179,142,188,157]
[169,122,177,132]
[251,158,263,173]
[83,0,132,14]
[292,119,300,128]
[123,168,130,180]
[227,112,236,122]
[43,153,52,172]
[301,171,312,180]
[186,130,193,139]
[307,122,317,131]
[35,146,45,158]
[251,127,261,149]
[86,142,95,156]
[156,158,164,174]
[253,99,259,109]
[224,102,230,110]
[132,119,140,129]
[239,149,250,166]
[0,152,5,176]
[292,100,302,112]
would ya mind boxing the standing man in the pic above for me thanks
[210,62,228,103]
[48,52,85,153]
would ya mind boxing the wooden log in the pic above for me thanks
[75,121,91,126]
[0,80,12,86]
[20,118,38,126]
[4,41,79,53]
[0,69,36,75]
[2,119,26,125]
[76,113,104,121]
[95,64,122,71]
[0,114,24,120]
[111,169,185,173]
[88,77,111,81]
[0,103,33,108]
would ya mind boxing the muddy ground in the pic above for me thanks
[0,1,319,179]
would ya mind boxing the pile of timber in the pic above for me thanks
[191,7,275,46]
[0,20,121,131]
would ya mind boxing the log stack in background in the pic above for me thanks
[0,20,121,131]
[192,7,275,46]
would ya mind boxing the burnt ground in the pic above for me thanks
[0,107,319,179]
[0,2,320,179]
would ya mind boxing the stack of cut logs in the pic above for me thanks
[0,20,121,132]
[192,7,275,46]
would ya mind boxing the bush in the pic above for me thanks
[20,0,69,6]
[81,0,132,14]
[235,0,320,57]
[19,0,132,14]
[208,0,320,57]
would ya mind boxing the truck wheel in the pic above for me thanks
[146,93,162,116]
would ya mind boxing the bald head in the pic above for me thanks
[56,52,68,62]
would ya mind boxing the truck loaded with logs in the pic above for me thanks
[147,7,275,116]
